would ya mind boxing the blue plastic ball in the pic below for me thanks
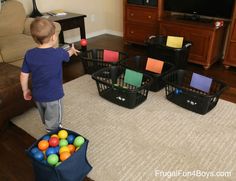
[42,159,48,165]
[31,147,40,155]
[175,89,183,95]
[42,135,50,141]
[67,134,75,144]
[54,146,60,154]
[46,147,56,157]
[33,151,44,161]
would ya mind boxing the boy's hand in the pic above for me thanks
[23,89,32,100]
[68,44,80,57]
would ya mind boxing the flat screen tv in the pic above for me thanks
[164,0,235,20]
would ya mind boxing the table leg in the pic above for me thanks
[59,31,65,44]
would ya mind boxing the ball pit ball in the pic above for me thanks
[60,151,71,161]
[59,139,68,147]
[47,154,59,166]
[59,146,70,154]
[73,136,85,147]
[42,135,50,141]
[175,89,183,95]
[46,147,56,157]
[80,39,87,46]
[67,144,76,153]
[51,134,59,138]
[42,160,48,165]
[49,137,59,147]
[67,134,75,144]
[75,147,80,151]
[55,162,62,167]
[38,140,49,151]
[31,147,39,155]
[54,146,60,154]
[33,151,44,161]
[58,130,68,139]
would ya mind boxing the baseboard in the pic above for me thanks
[65,29,123,43]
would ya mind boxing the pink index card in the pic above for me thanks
[103,50,119,62]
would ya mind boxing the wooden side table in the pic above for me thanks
[48,12,87,50]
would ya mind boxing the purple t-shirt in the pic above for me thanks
[21,47,69,102]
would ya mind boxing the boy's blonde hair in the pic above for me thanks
[30,18,56,44]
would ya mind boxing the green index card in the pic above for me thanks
[124,69,143,87]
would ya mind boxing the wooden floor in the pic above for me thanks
[1,34,236,181]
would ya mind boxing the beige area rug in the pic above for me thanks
[12,75,236,181]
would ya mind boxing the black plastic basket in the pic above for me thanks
[92,66,153,109]
[79,49,128,74]
[147,35,192,68]
[120,56,175,92]
[26,128,92,181]
[163,69,227,114]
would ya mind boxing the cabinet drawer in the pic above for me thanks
[125,23,157,43]
[126,6,157,23]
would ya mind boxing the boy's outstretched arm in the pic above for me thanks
[68,44,80,57]
[20,72,32,100]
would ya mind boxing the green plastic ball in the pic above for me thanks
[59,139,68,147]
[73,136,85,147]
[47,154,59,166]
[55,161,62,167]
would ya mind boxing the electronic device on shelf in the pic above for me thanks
[127,0,157,7]
[164,0,234,20]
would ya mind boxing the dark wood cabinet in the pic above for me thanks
[123,0,232,69]
[159,18,227,69]
[123,0,159,44]
[224,2,236,68]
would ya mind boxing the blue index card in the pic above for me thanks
[190,73,213,93]
[124,69,143,87]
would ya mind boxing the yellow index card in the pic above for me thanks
[166,36,184,48]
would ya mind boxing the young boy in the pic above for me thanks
[20,17,79,132]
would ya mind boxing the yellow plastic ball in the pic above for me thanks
[59,146,70,154]
[51,134,59,139]
[58,130,68,139]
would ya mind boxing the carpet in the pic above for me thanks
[12,75,236,181]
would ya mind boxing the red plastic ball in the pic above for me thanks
[49,137,59,147]
[80,39,87,46]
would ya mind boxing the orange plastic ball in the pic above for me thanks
[67,144,76,153]
[38,140,49,151]
[60,151,71,161]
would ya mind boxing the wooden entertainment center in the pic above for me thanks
[223,2,236,69]
[123,0,236,69]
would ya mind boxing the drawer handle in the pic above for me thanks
[130,13,134,16]
[130,31,134,34]
[148,15,152,19]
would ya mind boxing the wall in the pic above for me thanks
[18,0,123,42]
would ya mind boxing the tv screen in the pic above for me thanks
[164,0,235,19]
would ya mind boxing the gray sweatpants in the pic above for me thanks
[35,99,63,131]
